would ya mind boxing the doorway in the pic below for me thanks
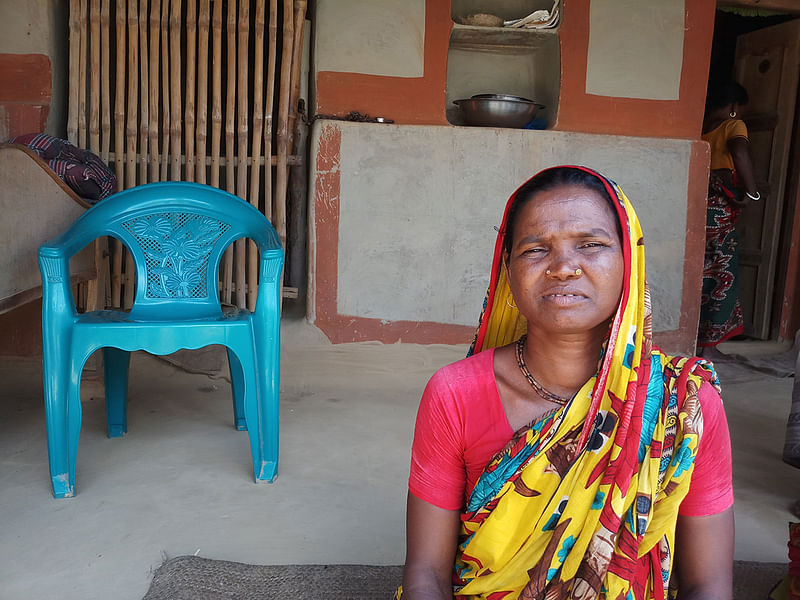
[709,9,800,339]
[707,7,800,341]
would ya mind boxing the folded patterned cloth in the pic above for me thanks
[8,132,117,203]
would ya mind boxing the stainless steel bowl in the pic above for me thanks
[454,94,545,128]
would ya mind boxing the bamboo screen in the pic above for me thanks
[67,0,306,311]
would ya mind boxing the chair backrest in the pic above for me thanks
[48,181,281,320]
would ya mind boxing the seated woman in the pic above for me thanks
[401,166,734,600]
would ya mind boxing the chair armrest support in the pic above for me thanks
[39,250,78,317]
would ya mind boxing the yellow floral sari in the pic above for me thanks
[454,166,718,600]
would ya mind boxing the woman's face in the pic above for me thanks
[505,183,625,337]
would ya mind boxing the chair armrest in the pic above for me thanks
[253,249,284,322]
[38,250,77,317]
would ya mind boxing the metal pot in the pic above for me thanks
[454,94,545,128]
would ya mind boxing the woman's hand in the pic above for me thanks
[401,492,461,600]
[674,507,734,600]
[728,136,759,204]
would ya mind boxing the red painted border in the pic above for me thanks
[311,125,710,351]
[315,0,450,125]
[555,0,715,138]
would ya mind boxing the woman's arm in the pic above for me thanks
[402,492,461,600]
[728,136,758,202]
[674,507,734,600]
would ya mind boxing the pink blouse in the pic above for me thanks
[409,348,734,516]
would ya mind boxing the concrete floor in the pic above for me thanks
[0,317,797,600]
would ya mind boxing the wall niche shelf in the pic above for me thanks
[450,23,558,50]
[446,1,560,128]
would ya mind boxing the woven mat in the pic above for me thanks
[143,556,403,600]
[143,556,786,599]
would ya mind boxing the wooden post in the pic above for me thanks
[138,0,150,184]
[169,0,182,181]
[112,0,126,308]
[149,0,161,182]
[222,0,236,305]
[287,0,307,156]
[185,0,197,183]
[67,0,81,145]
[210,0,222,189]
[264,0,278,224]
[78,0,88,148]
[275,0,295,247]
[124,0,139,308]
[235,0,250,309]
[160,0,171,181]
[89,0,101,153]
[100,0,111,163]
[195,0,210,184]
[248,0,266,310]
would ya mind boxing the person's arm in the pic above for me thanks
[674,507,734,600]
[728,136,758,203]
[401,492,461,600]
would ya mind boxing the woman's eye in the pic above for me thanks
[581,242,605,249]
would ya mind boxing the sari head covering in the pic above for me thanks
[456,166,719,599]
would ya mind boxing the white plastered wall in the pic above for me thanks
[310,122,693,334]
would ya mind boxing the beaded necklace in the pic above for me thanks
[514,335,571,406]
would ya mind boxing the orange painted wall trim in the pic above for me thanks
[311,124,710,351]
[314,0,450,125]
[555,0,716,139]
[0,54,52,104]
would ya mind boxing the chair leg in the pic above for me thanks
[43,358,83,498]
[244,341,279,483]
[103,348,131,438]
[227,347,247,431]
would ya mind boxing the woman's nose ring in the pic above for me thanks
[545,268,582,276]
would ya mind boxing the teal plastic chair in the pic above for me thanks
[38,181,283,497]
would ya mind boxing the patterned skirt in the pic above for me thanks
[697,173,744,346]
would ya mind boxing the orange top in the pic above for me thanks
[702,118,749,171]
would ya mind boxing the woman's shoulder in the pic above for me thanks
[429,347,496,388]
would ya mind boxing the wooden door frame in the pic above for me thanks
[776,100,800,341]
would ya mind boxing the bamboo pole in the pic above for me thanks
[247,0,266,310]
[126,0,139,188]
[67,0,81,145]
[160,0,170,181]
[287,0,306,156]
[275,0,295,247]
[112,0,126,307]
[149,0,161,181]
[84,0,102,313]
[169,0,182,181]
[100,0,111,163]
[195,0,210,184]
[89,0,101,153]
[78,0,88,148]
[235,0,250,309]
[124,0,139,308]
[138,0,149,184]
[264,0,278,224]
[222,0,236,305]
[210,0,222,189]
[184,0,197,183]
[210,0,223,301]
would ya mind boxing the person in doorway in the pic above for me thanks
[697,81,760,357]
[399,166,734,599]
